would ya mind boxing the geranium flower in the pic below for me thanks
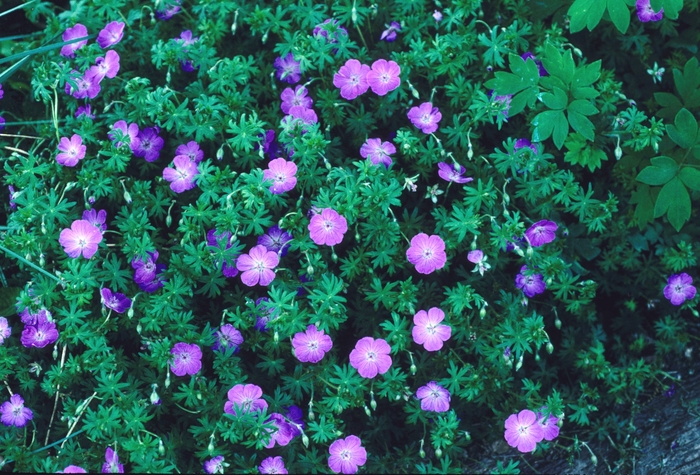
[101,447,124,473]
[537,408,560,441]
[163,156,199,193]
[236,245,279,286]
[274,53,301,84]
[416,381,450,412]
[109,120,139,150]
[263,158,298,194]
[100,288,132,314]
[504,409,544,453]
[170,342,202,376]
[131,251,166,293]
[203,456,225,474]
[280,85,313,114]
[176,141,204,163]
[349,337,392,379]
[263,413,296,448]
[155,0,181,20]
[366,59,401,96]
[437,162,472,184]
[0,394,33,427]
[62,466,87,473]
[89,50,120,81]
[525,220,558,247]
[515,265,546,298]
[56,134,86,167]
[333,59,370,100]
[514,138,538,154]
[259,456,288,474]
[360,138,396,168]
[407,102,442,134]
[97,21,125,49]
[328,435,367,474]
[257,225,293,257]
[467,250,490,276]
[0,317,11,346]
[224,383,268,416]
[412,307,451,351]
[20,319,59,348]
[212,324,243,352]
[308,208,348,246]
[60,24,88,57]
[292,325,333,363]
[65,69,102,99]
[59,219,103,258]
[313,19,348,44]
[82,209,107,233]
[636,0,663,22]
[288,105,318,125]
[406,233,446,274]
[133,126,164,162]
[380,21,401,42]
[664,273,696,306]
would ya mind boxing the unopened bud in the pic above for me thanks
[515,355,523,371]
[216,146,224,161]
[692,308,699,318]
[464,431,471,442]
[261,29,269,44]
[395,394,401,400]
[166,214,172,227]
[52,344,58,359]
[302,433,309,447]
[165,371,171,388]
[591,454,598,466]
[166,71,171,84]
[653,142,659,153]
[274,331,279,343]
[332,253,338,263]
[573,47,583,58]
[526,246,533,259]
[410,363,417,375]
[196,391,202,400]
[158,439,165,456]
[355,233,360,241]
[25,253,31,262]
[535,353,541,362]
[546,342,554,354]
[39,254,45,267]
[370,398,377,411]
[419,448,426,458]
[555,317,562,329]
[435,448,442,458]
[614,145,622,161]
[136,322,142,334]
[123,191,132,204]
[364,405,371,417]
[335,430,343,437]
[306,265,314,275]
[479,306,487,319]
[207,438,215,453]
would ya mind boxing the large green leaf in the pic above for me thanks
[568,0,606,33]
[679,166,700,191]
[484,54,540,95]
[541,87,568,110]
[636,156,679,185]
[607,0,630,33]
[666,108,698,149]
[654,177,691,231]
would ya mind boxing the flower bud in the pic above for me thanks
[165,371,171,389]
[614,145,622,161]
[554,317,562,330]
[306,265,314,275]
[546,342,554,354]
[370,398,377,411]
[207,438,215,453]
[479,306,486,319]
[25,253,31,262]
[692,308,699,318]
[39,254,45,267]
[395,394,401,400]
[136,322,142,334]
[196,391,202,400]
[591,454,598,466]
[123,190,132,204]
[364,405,371,417]
[165,71,171,84]
[435,448,442,458]
[302,433,309,447]
[166,214,172,227]
[332,253,338,263]
[515,355,523,371]
[535,353,540,362]
[419,448,426,458]
[158,439,165,456]
[355,233,360,241]
[216,146,224,161]
[410,363,417,375]
[464,431,471,442]
[274,331,279,343]
[335,430,343,437]
[52,344,58,360]
[526,246,533,259]
[261,29,269,44]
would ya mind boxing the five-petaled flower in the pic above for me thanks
[263,413,296,448]
[60,24,88,57]
[274,53,302,84]
[328,435,367,474]
[504,409,545,453]
[170,342,202,376]
[176,141,204,163]
[412,307,452,351]
[224,383,268,416]
[257,225,293,257]
[467,250,491,276]
[82,209,107,233]
[636,0,663,22]
[0,394,33,428]
[97,21,125,49]
[360,138,396,168]
[101,447,124,473]
[100,288,132,314]
[292,325,333,363]
[407,102,442,134]
[525,220,558,247]
[349,337,392,379]
[212,324,243,352]
[56,134,87,167]
[90,50,121,81]
[380,21,402,42]
[333,59,371,100]
[203,456,226,474]
[259,456,288,474]
[263,158,298,194]
[59,219,103,259]
[0,317,11,346]
[163,156,199,193]
[437,162,472,184]
[133,126,164,162]
[416,381,451,412]
[515,265,546,298]
[366,59,401,96]
[236,245,280,286]
[280,85,313,114]
[308,208,348,246]
[664,273,696,306]
[406,233,447,274]
[536,408,560,441]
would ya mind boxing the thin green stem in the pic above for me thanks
[0,244,64,285]
[0,0,38,18]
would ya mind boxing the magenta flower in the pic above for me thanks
[521,52,548,76]
[380,21,401,42]
[406,233,446,274]
[416,381,451,412]
[292,325,333,363]
[492,93,513,118]
[0,117,5,131]
[257,225,293,257]
[274,53,302,84]
[0,317,11,346]
[333,59,371,100]
[313,19,348,44]
[0,394,33,428]
[213,324,243,352]
[156,0,181,20]
[360,138,396,168]
[437,162,473,184]
[97,21,125,49]
[514,138,538,154]
[21,319,59,348]
[224,383,268,416]
[163,156,199,193]
[56,134,86,167]
[525,220,558,247]
[349,337,392,379]
[0,84,3,99]
[366,59,401,96]
[308,208,348,246]
[82,209,107,233]
[19,308,52,326]
[636,0,663,22]
[280,85,313,114]
[133,126,164,162]
[62,466,87,473]
[515,265,546,298]
[467,250,490,275]
[109,120,139,150]
[412,307,451,352]
[263,413,296,448]
[289,105,318,125]
[537,409,560,441]
[132,250,160,285]
[176,141,204,163]
[203,456,225,474]
[664,273,696,306]
[100,288,132,314]
[407,102,442,134]
[263,158,298,194]
[254,297,278,331]
[59,219,103,259]
[504,409,545,453]
[170,342,203,377]
[328,435,367,474]
[60,24,88,57]
[236,245,279,286]
[259,456,288,474]
[89,50,120,81]
[65,69,102,99]
[101,447,124,473]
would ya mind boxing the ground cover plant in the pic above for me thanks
[0,0,699,473]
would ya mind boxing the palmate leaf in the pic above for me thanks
[654,177,691,231]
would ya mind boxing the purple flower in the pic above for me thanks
[433,10,443,22]
[360,138,396,168]
[0,394,33,427]
[416,381,450,412]
[60,24,88,58]
[204,456,225,474]
[467,250,490,275]
[56,134,86,167]
[349,337,392,379]
[254,297,278,331]
[89,50,120,81]
[274,53,301,84]
[289,105,318,125]
[66,69,102,99]
[536,408,560,441]
[176,141,204,163]
[263,158,298,194]
[259,456,288,474]
[213,324,243,352]
[492,93,513,118]
[636,0,663,22]
[75,105,94,119]
[406,233,447,274]
[82,209,107,233]
[366,59,401,96]
[236,245,279,287]
[525,220,558,247]
[257,225,293,257]
[0,84,3,99]
[97,21,125,49]
[224,383,268,416]
[504,409,545,453]
[407,102,442,134]
[263,413,296,448]
[521,52,548,76]
[8,185,16,211]
[59,219,103,259]
[176,30,199,72]
[328,435,367,474]
[20,308,51,326]
[259,130,278,158]
[515,265,546,298]
[206,229,238,278]
[133,126,164,162]
[412,307,451,352]
[664,384,676,397]
[308,208,348,246]
[332,59,371,101]
[109,120,139,150]
[313,19,348,44]
[100,288,132,314]
[664,273,696,306]
[170,342,203,377]
[21,319,59,348]
[0,317,11,345]
[514,138,538,154]
[101,447,124,473]
[437,162,473,184]
[132,250,160,285]
[292,325,333,363]
[62,466,87,473]
[0,116,4,131]
[380,21,401,42]
[163,156,199,193]
[155,0,182,20]
[280,85,313,114]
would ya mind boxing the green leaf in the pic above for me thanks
[679,166,700,191]
[484,54,540,95]
[654,92,683,120]
[568,0,606,33]
[607,0,630,33]
[541,87,568,110]
[564,133,607,171]
[568,111,596,140]
[568,99,598,116]
[572,60,602,88]
[532,110,559,144]
[630,185,655,229]
[552,112,569,149]
[654,177,691,231]
[666,108,698,149]
[541,44,575,85]
[673,58,700,107]
[635,156,679,185]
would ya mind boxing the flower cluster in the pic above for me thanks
[334,59,401,100]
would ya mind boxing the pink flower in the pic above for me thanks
[407,102,442,134]
[170,342,202,376]
[163,156,199,193]
[263,413,296,448]
[66,69,102,100]
[366,59,401,96]
[97,21,125,49]
[259,456,288,474]
[412,307,451,351]
[308,208,348,246]
[536,408,560,441]
[349,337,392,379]
[236,245,279,286]
[415,381,450,412]
[89,50,120,81]
[289,106,318,125]
[360,138,396,168]
[292,325,333,363]
[263,158,298,194]
[524,220,558,247]
[333,59,370,100]
[109,120,139,150]
[56,134,86,167]
[59,219,103,259]
[664,273,696,306]
[280,85,313,114]
[224,383,268,415]
[406,233,446,274]
[328,435,367,474]
[504,409,545,453]
[60,24,88,58]
[437,162,472,184]
[176,141,204,163]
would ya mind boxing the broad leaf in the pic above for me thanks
[607,0,630,33]
[666,108,698,149]
[654,177,691,231]
[636,156,678,186]
[679,166,700,191]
